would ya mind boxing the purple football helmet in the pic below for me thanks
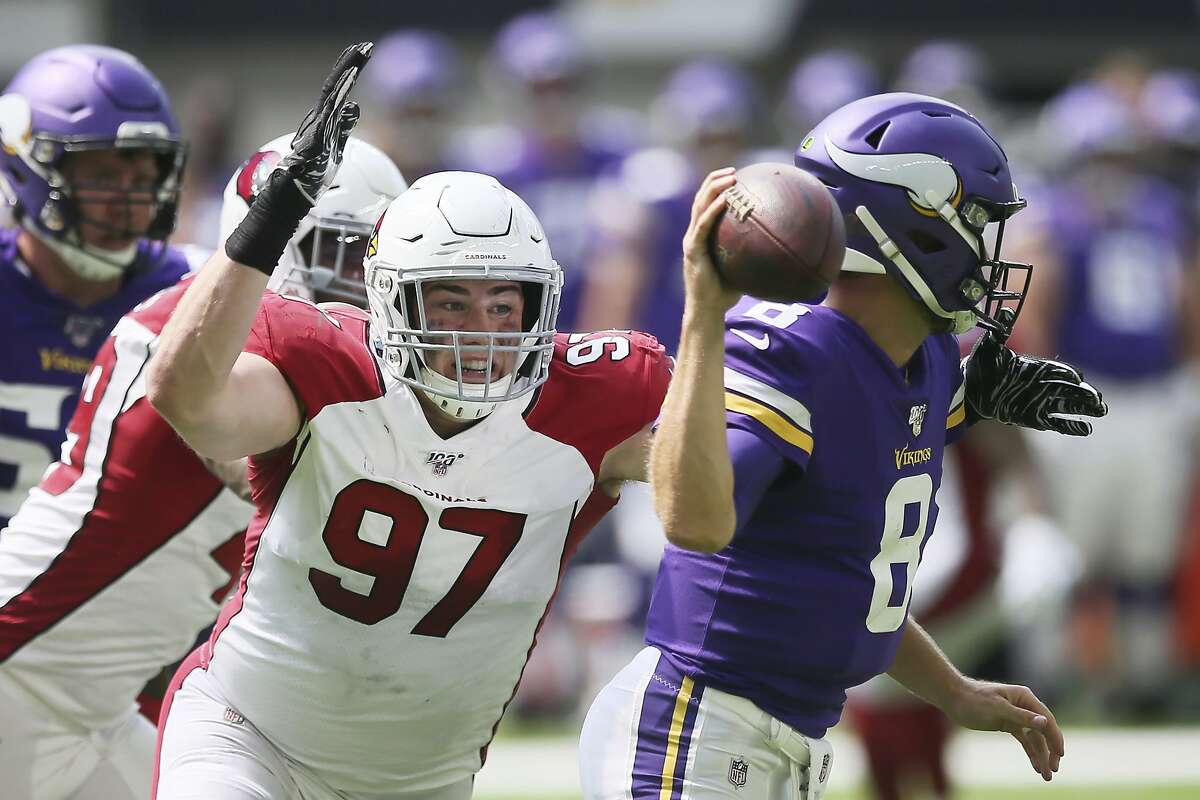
[0,45,185,280]
[795,92,1029,336]
[493,11,582,88]
[1038,81,1141,165]
[1140,69,1200,150]
[784,49,880,132]
[364,30,460,112]
[895,41,987,99]
[654,60,757,143]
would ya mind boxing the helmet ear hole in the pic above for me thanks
[908,229,947,254]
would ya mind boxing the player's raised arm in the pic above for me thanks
[147,43,372,460]
[649,169,742,552]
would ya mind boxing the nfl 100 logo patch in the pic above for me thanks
[908,402,928,437]
[728,756,749,788]
[426,451,465,477]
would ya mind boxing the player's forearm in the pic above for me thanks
[886,619,969,712]
[650,309,735,552]
[147,255,267,429]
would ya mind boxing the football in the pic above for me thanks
[710,162,846,302]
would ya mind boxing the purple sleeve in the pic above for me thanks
[728,426,786,536]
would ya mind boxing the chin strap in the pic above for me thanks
[417,362,516,421]
[36,225,138,281]
[854,205,978,335]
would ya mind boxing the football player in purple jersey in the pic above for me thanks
[580,93,1108,799]
[0,45,194,529]
[1015,77,1200,715]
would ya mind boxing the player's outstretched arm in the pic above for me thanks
[886,619,1064,782]
[963,308,1107,436]
[649,168,743,552]
[147,43,372,460]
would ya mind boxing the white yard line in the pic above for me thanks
[475,726,1200,798]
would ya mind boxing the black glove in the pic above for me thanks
[225,42,372,274]
[281,41,371,203]
[963,310,1108,436]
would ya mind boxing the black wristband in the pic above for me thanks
[224,171,312,276]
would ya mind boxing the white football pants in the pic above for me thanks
[0,672,155,800]
[579,646,834,800]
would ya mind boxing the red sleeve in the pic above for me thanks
[525,331,671,474]
[243,293,383,421]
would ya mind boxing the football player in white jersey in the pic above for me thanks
[0,131,404,800]
[147,44,671,800]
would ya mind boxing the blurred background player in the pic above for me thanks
[778,48,881,149]
[458,10,641,332]
[1013,71,1200,717]
[0,44,193,531]
[0,132,404,800]
[580,59,760,352]
[359,29,464,183]
[539,61,763,718]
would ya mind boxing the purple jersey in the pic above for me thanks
[644,298,968,737]
[0,228,193,527]
[1046,176,1191,381]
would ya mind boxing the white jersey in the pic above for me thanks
[194,295,670,793]
[0,279,252,731]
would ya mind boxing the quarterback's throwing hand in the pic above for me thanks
[682,167,743,314]
[282,42,373,204]
[963,309,1107,436]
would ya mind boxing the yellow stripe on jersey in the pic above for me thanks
[725,392,815,455]
[659,675,695,800]
[723,367,812,431]
[946,402,966,430]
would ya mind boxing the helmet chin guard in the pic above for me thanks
[418,359,517,420]
[40,234,138,281]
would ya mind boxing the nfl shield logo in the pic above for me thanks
[908,403,928,437]
[728,757,749,788]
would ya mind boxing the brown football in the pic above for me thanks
[709,162,846,302]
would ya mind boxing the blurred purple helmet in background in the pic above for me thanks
[895,41,988,102]
[784,49,881,133]
[493,11,583,88]
[364,30,461,112]
[1140,69,1200,150]
[0,44,185,278]
[1038,81,1142,164]
[795,92,1028,335]
[653,59,757,143]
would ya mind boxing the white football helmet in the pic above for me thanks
[219,133,406,303]
[364,171,562,421]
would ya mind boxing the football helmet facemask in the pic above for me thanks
[364,171,562,421]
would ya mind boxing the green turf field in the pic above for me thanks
[482,787,1200,800]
